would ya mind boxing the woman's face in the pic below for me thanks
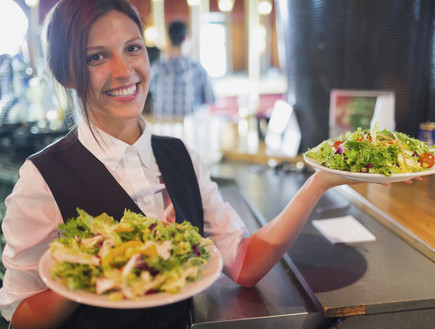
[85,10,150,130]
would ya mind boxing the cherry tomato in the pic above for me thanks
[419,152,435,168]
[332,140,343,149]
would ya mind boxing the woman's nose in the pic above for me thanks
[112,54,133,79]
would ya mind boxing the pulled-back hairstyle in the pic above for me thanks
[45,0,143,124]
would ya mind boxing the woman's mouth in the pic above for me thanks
[105,83,138,98]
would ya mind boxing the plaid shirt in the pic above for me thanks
[149,56,215,118]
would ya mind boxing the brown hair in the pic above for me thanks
[45,0,143,124]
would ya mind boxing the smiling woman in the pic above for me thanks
[84,10,150,143]
[45,0,149,144]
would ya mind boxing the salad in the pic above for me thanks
[304,124,435,177]
[49,209,213,301]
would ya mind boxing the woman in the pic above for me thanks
[0,0,408,328]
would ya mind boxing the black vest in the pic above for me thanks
[29,128,203,234]
[29,129,204,329]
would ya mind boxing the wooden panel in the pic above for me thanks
[343,175,435,260]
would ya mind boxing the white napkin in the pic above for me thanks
[312,215,376,244]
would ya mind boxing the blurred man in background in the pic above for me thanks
[149,21,215,118]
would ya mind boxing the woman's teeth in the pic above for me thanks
[106,84,137,97]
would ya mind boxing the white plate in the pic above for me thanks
[39,245,223,309]
[303,155,435,183]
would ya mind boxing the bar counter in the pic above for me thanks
[191,160,435,329]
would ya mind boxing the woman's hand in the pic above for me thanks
[313,170,424,189]
[403,176,423,184]
[311,170,361,192]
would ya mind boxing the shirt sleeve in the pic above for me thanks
[0,160,63,321]
[187,147,249,281]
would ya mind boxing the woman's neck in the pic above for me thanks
[90,116,142,145]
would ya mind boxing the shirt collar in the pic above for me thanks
[77,116,153,172]
[136,117,153,168]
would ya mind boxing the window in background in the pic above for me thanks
[200,22,227,78]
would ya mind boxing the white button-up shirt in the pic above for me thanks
[0,117,249,321]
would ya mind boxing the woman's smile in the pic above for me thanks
[104,82,139,99]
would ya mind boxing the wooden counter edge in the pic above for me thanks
[323,305,367,318]
[335,185,435,262]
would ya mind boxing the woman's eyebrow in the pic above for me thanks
[86,36,144,51]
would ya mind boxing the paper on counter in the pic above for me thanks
[312,215,376,244]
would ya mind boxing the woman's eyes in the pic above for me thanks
[86,53,105,66]
[86,44,143,65]
[127,44,143,54]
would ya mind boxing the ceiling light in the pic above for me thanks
[218,0,234,12]
[258,0,272,15]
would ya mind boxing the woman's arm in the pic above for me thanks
[0,161,67,324]
[234,170,358,287]
[11,291,79,329]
